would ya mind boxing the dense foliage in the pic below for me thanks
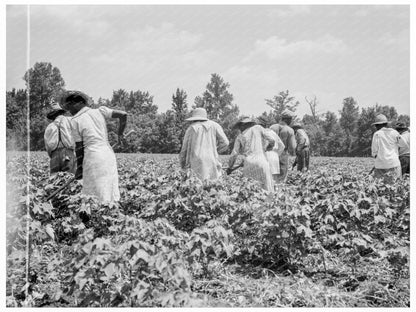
[6,152,409,307]
[6,62,410,156]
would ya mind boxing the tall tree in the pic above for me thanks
[194,73,238,121]
[172,88,188,122]
[23,62,66,150]
[339,97,359,155]
[194,74,239,151]
[265,90,299,122]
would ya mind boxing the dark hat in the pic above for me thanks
[233,117,256,129]
[395,121,408,130]
[46,102,66,120]
[256,115,269,127]
[60,90,91,108]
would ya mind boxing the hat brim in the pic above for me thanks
[372,121,388,125]
[233,120,256,129]
[185,116,208,121]
[47,109,65,119]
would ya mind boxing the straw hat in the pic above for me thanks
[186,107,209,121]
[372,114,388,125]
[46,102,66,120]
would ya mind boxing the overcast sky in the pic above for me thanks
[6,4,410,117]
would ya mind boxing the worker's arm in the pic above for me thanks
[179,127,191,169]
[216,124,230,153]
[371,133,378,158]
[228,135,242,172]
[75,141,84,180]
[112,110,128,144]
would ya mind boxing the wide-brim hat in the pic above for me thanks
[372,114,388,125]
[186,107,209,121]
[46,102,66,120]
[233,117,256,129]
[60,90,91,108]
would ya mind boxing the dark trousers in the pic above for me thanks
[50,147,76,175]
[399,155,410,175]
[296,147,310,171]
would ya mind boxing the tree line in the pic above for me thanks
[6,62,410,156]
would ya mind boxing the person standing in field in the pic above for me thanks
[291,122,310,172]
[44,101,76,175]
[270,110,297,183]
[179,107,229,180]
[62,90,128,204]
[395,121,410,175]
[371,114,408,183]
[256,116,285,186]
[227,117,275,192]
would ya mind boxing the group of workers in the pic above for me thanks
[44,90,409,204]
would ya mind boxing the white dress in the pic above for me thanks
[229,125,275,192]
[264,128,285,175]
[71,106,120,203]
[179,120,229,180]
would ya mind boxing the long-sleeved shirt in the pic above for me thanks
[179,120,229,180]
[270,123,296,156]
[398,130,410,156]
[371,127,408,169]
[44,115,75,157]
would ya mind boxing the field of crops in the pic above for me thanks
[6,152,410,307]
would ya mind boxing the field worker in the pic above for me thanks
[292,122,310,172]
[395,121,410,175]
[227,117,275,192]
[270,109,297,183]
[371,114,408,183]
[44,101,76,175]
[257,116,285,185]
[179,107,229,180]
[62,90,128,204]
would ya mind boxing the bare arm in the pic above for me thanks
[216,124,230,153]
[112,110,128,138]
[179,128,191,169]
[75,141,84,180]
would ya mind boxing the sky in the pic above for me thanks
[6,4,410,118]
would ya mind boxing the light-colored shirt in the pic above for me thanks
[295,128,310,152]
[270,123,296,156]
[44,115,75,156]
[179,120,229,180]
[398,131,410,156]
[371,127,407,169]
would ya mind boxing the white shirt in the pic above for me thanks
[398,131,410,156]
[44,115,75,156]
[371,127,407,169]
[71,106,113,151]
